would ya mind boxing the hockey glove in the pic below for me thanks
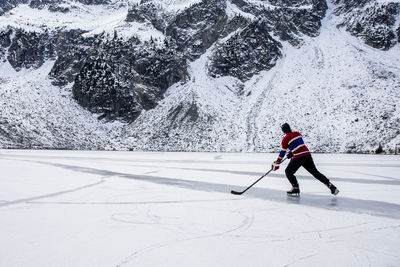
[271,161,280,171]
[287,151,293,159]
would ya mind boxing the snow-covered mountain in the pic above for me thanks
[0,0,399,152]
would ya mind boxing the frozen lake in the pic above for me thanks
[0,150,399,266]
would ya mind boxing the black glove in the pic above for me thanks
[287,151,293,159]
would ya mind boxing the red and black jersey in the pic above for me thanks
[276,131,311,162]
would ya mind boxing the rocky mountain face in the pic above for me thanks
[2,28,56,70]
[0,0,27,15]
[0,0,111,15]
[333,0,400,50]
[0,0,399,152]
[72,36,188,121]
[1,0,330,122]
[209,19,283,81]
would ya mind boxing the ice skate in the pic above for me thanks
[328,183,339,195]
[287,186,300,197]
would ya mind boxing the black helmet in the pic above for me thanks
[281,123,292,134]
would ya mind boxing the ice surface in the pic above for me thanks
[0,150,399,266]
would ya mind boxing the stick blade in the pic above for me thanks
[231,190,242,195]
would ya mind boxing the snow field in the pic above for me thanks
[0,150,399,266]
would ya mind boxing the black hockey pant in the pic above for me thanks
[285,155,330,187]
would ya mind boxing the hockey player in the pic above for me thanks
[272,123,339,196]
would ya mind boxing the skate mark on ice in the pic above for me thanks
[0,179,105,207]
[297,222,369,237]
[26,198,240,206]
[116,209,251,266]
[111,213,161,225]
[142,170,159,175]
[331,224,400,239]
[283,253,318,267]
[7,159,400,219]
[348,170,400,181]
[213,155,223,160]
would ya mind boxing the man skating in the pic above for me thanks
[272,123,339,196]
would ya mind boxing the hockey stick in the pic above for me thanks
[231,157,287,195]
